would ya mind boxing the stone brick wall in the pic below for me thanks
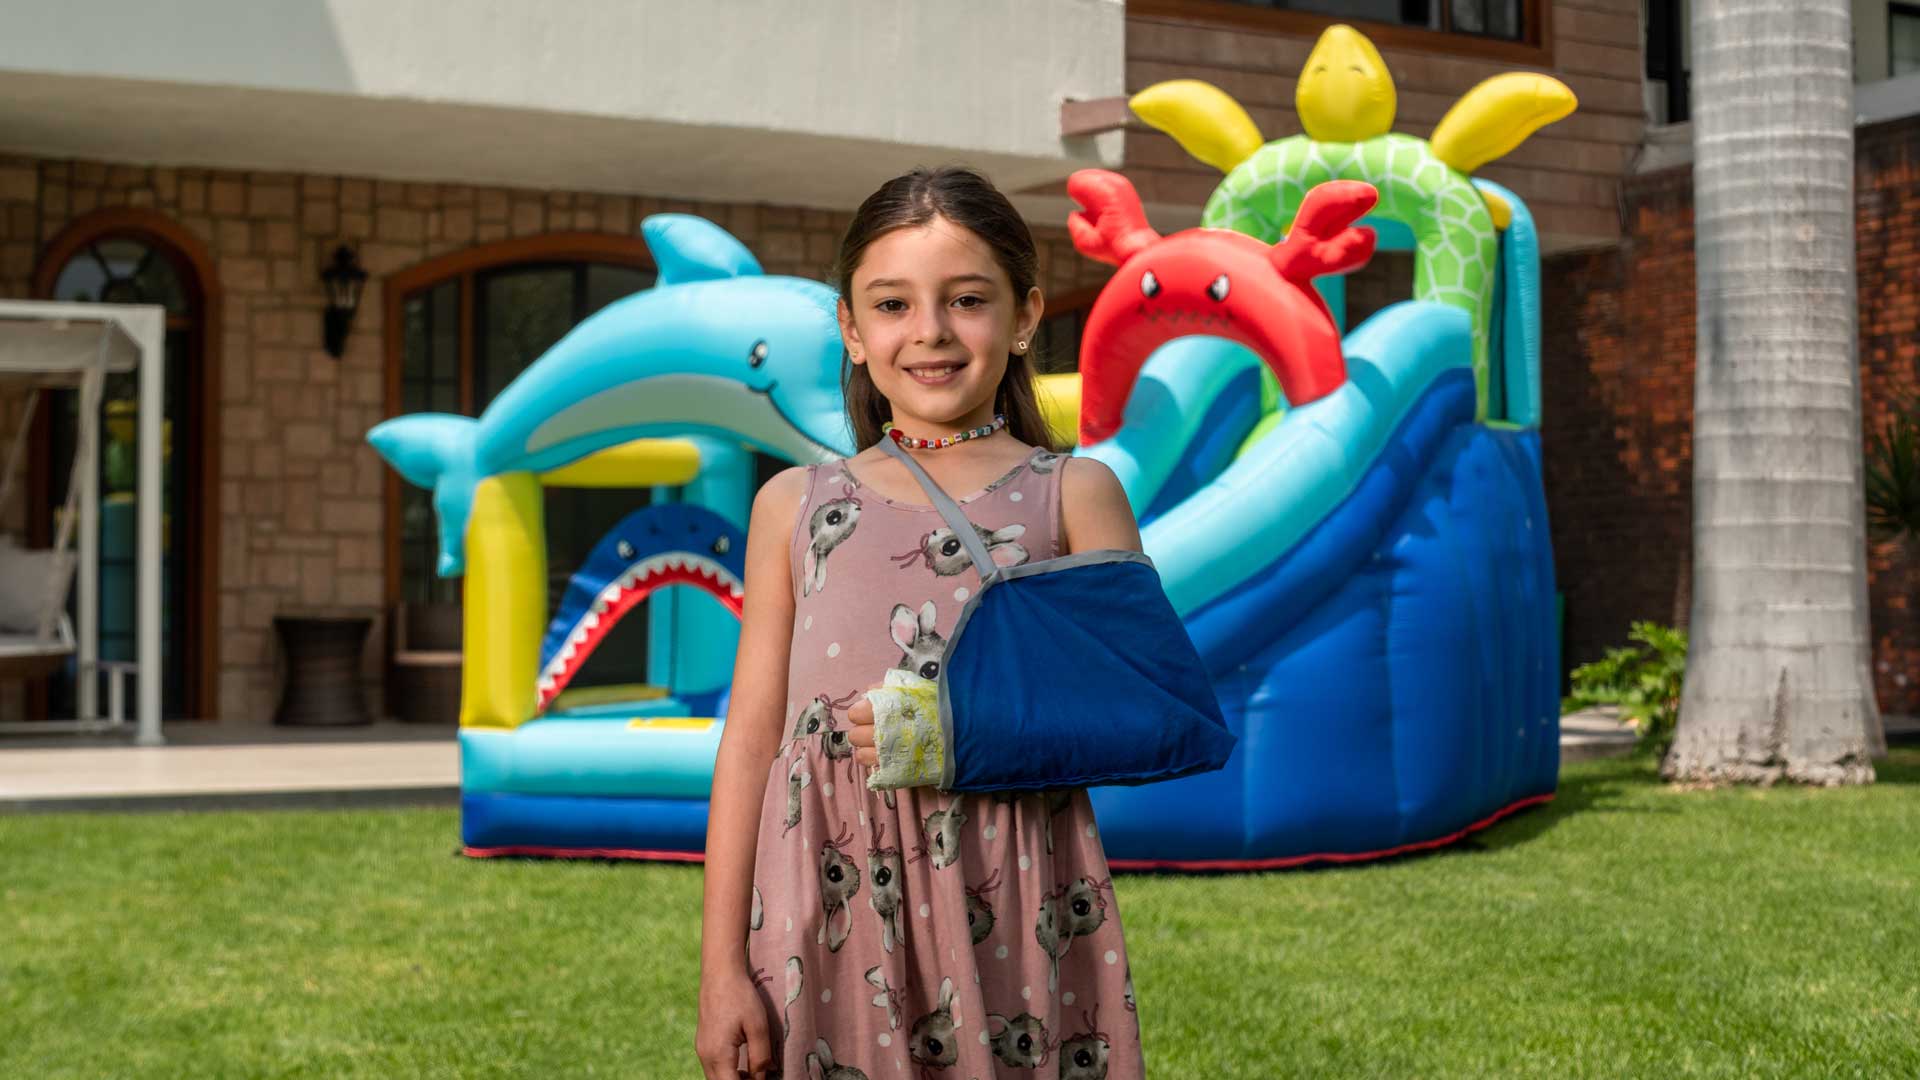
[1542,115,1920,714]
[0,155,1112,723]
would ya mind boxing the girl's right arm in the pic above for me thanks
[695,465,807,1080]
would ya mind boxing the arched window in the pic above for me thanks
[34,211,217,721]
[387,235,734,693]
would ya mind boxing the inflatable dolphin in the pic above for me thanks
[367,215,854,576]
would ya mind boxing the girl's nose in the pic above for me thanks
[911,305,953,346]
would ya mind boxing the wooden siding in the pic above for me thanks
[1121,2,1646,249]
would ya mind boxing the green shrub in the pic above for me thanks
[1866,394,1920,544]
[1563,621,1688,753]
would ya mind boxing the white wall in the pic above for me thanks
[0,0,1126,209]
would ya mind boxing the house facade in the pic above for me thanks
[5,0,1901,726]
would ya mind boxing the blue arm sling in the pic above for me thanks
[875,436,1237,792]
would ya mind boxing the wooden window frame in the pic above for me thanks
[31,208,222,722]
[1893,3,1920,79]
[380,233,658,610]
[1130,0,1554,67]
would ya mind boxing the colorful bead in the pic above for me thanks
[883,414,1007,450]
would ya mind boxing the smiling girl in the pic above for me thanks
[695,167,1148,1079]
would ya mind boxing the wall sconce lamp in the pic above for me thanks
[320,245,368,359]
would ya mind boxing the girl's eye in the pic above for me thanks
[877,299,906,314]
[952,295,983,309]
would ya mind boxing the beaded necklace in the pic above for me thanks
[882,413,1007,450]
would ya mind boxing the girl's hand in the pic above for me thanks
[695,966,774,1079]
[846,682,883,767]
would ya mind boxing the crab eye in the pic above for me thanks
[1208,274,1230,302]
[748,339,769,367]
[1139,269,1160,299]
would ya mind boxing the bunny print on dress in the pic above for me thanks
[806,1035,871,1080]
[865,815,908,954]
[889,520,1029,576]
[818,819,863,952]
[802,478,862,597]
[907,976,961,1072]
[988,1010,1056,1070]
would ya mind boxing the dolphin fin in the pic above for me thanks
[642,214,764,285]
[365,413,481,577]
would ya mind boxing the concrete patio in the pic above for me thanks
[8,709,1908,815]
[0,712,1669,814]
[0,721,459,812]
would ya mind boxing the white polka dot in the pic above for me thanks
[803,615,813,630]
[953,586,969,602]
[983,824,997,840]
[1085,823,1097,838]
[821,989,832,1003]
[918,903,931,918]
[996,945,1009,959]
[1021,985,1032,1000]
[878,1033,891,1047]
[823,782,834,797]
[979,1030,991,1045]
[1063,991,1076,1005]
[827,641,840,657]
[1010,491,1023,502]
[1104,949,1118,965]
[1018,855,1031,871]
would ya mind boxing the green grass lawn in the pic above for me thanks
[4,751,1917,1079]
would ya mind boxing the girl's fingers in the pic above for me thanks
[857,747,876,767]
[847,724,873,749]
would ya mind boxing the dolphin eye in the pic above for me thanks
[748,339,769,368]
[1140,269,1160,299]
[1208,274,1230,302]
[616,540,635,560]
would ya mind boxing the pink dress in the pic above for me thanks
[747,444,1147,1079]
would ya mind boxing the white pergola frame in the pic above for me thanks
[0,301,165,746]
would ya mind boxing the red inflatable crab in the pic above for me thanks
[1067,170,1378,445]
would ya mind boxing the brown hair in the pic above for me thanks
[830,166,1065,452]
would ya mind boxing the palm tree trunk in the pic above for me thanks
[1667,0,1882,784]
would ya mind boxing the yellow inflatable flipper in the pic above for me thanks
[1430,72,1578,175]
[1129,80,1266,174]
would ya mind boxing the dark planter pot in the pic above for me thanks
[273,615,373,726]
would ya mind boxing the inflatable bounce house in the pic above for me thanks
[368,25,1572,870]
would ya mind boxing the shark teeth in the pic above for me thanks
[538,548,747,708]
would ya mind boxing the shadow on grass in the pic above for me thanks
[1458,756,1666,856]
[1871,741,1920,784]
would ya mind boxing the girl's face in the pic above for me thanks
[839,215,1043,435]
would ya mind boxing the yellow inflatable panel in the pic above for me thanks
[1035,372,1082,447]
[626,718,719,731]
[461,473,545,730]
[1129,80,1266,174]
[540,437,703,488]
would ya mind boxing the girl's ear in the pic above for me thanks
[838,298,865,364]
[1015,285,1045,353]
